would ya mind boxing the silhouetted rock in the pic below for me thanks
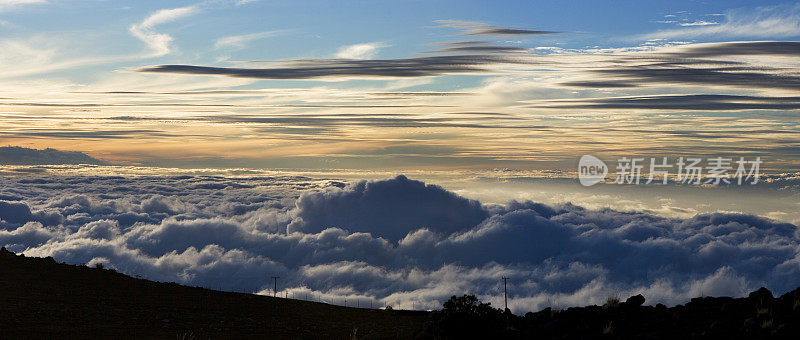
[624,294,645,307]
[749,287,774,301]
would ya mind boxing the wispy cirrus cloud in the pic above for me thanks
[534,94,800,111]
[0,0,45,12]
[678,20,718,27]
[129,5,200,57]
[642,5,800,39]
[335,42,388,59]
[214,30,287,50]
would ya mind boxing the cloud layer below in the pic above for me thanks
[0,173,798,312]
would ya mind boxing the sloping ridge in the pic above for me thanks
[3,246,800,339]
[0,248,428,339]
[0,146,106,165]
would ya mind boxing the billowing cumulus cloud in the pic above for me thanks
[0,173,799,312]
[287,175,488,241]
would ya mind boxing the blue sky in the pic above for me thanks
[1,0,800,170]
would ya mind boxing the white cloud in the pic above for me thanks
[2,173,799,312]
[214,30,286,50]
[129,5,200,57]
[678,20,718,27]
[642,5,800,39]
[0,0,45,3]
[335,42,388,59]
[0,0,45,12]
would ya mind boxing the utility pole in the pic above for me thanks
[271,276,279,297]
[502,277,509,310]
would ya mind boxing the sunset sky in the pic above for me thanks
[3,0,800,313]
[1,0,799,170]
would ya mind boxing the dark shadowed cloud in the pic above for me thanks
[136,54,533,79]
[556,42,800,91]
[287,175,488,241]
[581,66,800,90]
[535,94,800,111]
[436,20,559,36]
[133,41,800,92]
[204,114,525,129]
[2,129,177,139]
[72,90,474,97]
[424,41,530,54]
[674,41,800,57]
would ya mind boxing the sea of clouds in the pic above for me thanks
[0,172,799,312]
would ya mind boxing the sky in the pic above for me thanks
[0,0,799,170]
[2,1,800,312]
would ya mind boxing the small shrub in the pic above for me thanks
[603,321,614,335]
[761,319,773,329]
[756,307,770,316]
[603,295,620,309]
[176,331,195,340]
[431,295,505,338]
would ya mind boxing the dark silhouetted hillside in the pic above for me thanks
[0,247,427,339]
[431,290,800,339]
[3,246,800,339]
[0,146,106,165]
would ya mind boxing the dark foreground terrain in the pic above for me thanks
[2,247,800,339]
[0,248,427,339]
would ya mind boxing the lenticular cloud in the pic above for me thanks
[0,173,798,312]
